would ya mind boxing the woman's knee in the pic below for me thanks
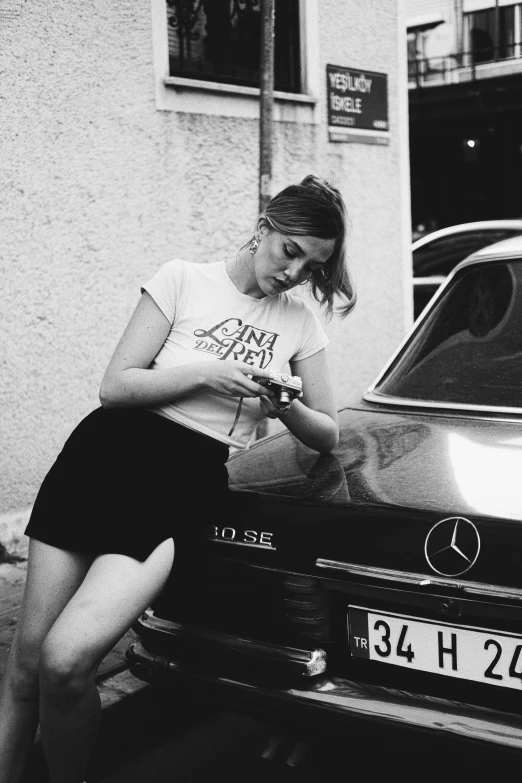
[39,636,96,703]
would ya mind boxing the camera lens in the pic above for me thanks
[279,390,292,407]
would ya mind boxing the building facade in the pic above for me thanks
[1,0,410,552]
[406,0,522,232]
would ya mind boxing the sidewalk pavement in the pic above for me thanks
[0,560,147,714]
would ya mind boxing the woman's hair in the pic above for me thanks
[263,175,356,318]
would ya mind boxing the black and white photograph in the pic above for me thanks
[2,0,522,781]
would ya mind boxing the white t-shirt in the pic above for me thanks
[142,259,328,449]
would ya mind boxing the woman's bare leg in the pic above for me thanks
[0,539,93,783]
[39,537,175,783]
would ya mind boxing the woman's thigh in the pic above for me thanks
[7,539,93,674]
[41,538,175,677]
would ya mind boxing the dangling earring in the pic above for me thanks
[249,235,260,255]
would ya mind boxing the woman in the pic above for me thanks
[0,174,355,783]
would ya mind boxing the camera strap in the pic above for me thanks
[228,397,244,437]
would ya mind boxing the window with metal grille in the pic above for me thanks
[464,5,518,63]
[166,0,301,93]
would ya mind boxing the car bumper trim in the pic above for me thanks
[316,560,522,601]
[135,610,327,677]
[127,639,522,751]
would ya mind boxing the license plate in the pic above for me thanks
[348,606,522,690]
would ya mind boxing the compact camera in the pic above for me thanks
[258,371,303,408]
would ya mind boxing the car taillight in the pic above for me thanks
[283,575,330,644]
[152,560,330,647]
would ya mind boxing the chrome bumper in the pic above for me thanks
[127,634,522,752]
[132,609,326,677]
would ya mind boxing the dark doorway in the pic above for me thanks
[409,79,522,231]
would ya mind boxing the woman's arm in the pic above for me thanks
[100,292,271,408]
[259,349,339,453]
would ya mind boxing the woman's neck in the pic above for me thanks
[225,248,265,298]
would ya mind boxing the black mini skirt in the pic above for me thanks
[24,407,230,561]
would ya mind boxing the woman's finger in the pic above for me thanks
[240,376,273,397]
[260,395,282,418]
[237,364,272,381]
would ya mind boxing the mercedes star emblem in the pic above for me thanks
[424,517,480,576]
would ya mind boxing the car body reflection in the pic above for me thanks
[128,235,522,753]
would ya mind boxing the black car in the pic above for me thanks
[128,236,522,753]
[412,220,522,319]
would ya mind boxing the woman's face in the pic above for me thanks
[252,225,336,298]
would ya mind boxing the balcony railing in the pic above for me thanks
[408,42,522,88]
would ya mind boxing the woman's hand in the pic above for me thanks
[263,350,339,453]
[200,362,273,399]
[259,394,291,419]
[100,293,274,409]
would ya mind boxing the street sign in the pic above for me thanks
[326,64,389,144]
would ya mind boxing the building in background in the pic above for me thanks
[0,0,410,553]
[406,0,522,233]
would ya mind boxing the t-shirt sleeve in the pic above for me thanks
[141,259,186,324]
[291,300,329,362]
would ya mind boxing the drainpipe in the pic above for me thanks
[494,0,500,60]
[454,0,464,64]
[259,0,275,214]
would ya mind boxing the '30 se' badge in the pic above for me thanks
[205,525,276,550]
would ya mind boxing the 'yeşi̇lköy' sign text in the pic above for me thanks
[327,64,388,135]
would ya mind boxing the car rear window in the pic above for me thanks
[375,260,522,409]
[413,229,522,277]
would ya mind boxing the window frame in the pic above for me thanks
[365,258,522,416]
[151,0,318,123]
[371,261,520,409]
[463,3,519,62]
[165,0,301,93]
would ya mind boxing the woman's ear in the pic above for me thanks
[257,218,270,236]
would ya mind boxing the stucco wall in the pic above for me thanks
[406,0,450,21]
[0,0,410,529]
